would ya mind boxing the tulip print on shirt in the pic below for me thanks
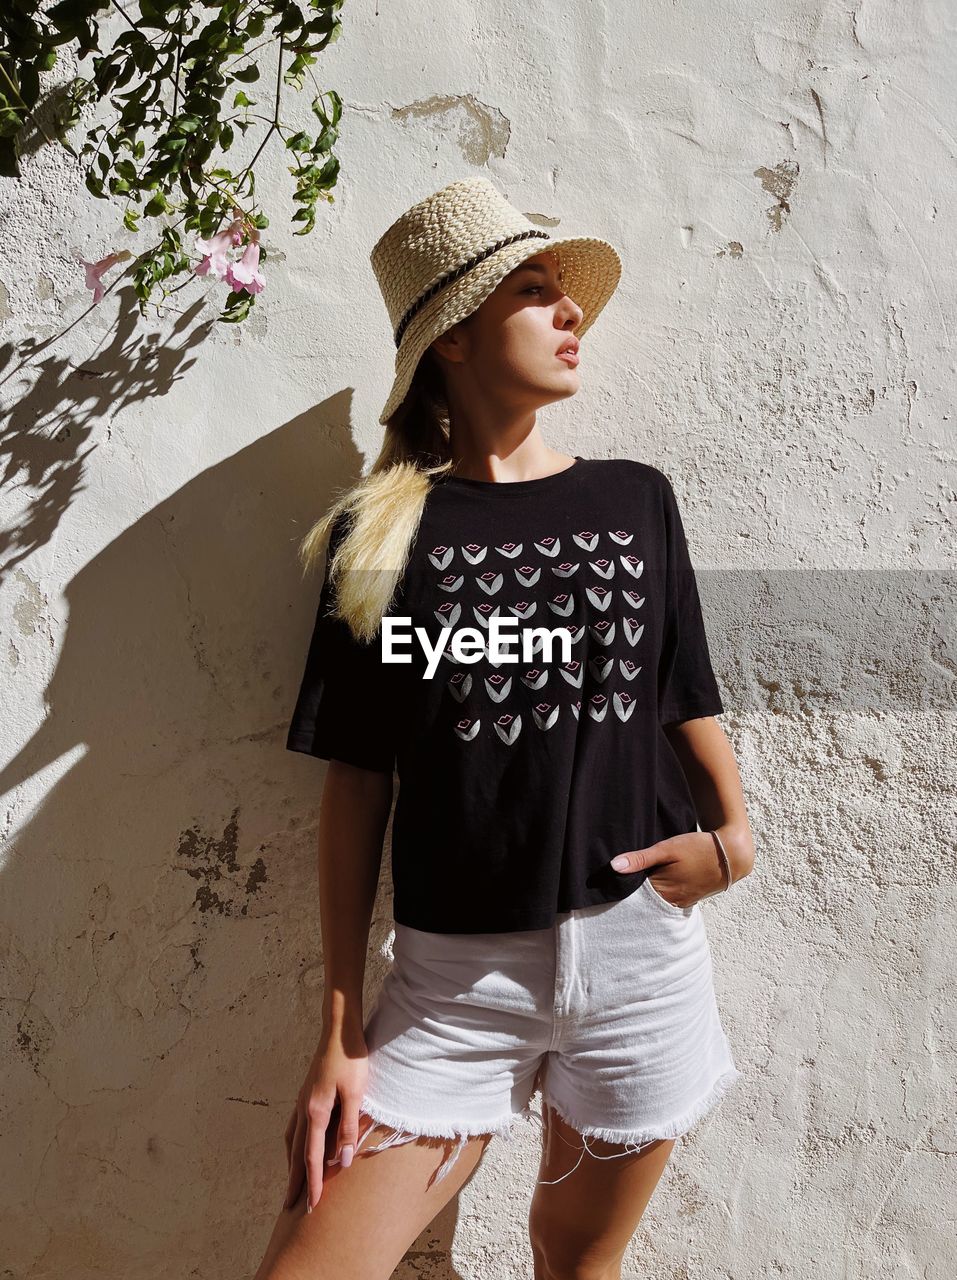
[423,523,647,749]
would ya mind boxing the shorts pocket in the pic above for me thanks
[642,871,695,917]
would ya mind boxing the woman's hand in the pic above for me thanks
[283,1022,369,1214]
[610,828,754,909]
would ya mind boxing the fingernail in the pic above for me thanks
[340,1144,354,1168]
[611,855,630,870]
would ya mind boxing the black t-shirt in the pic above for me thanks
[285,456,724,933]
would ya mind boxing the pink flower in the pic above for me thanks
[80,250,133,303]
[194,218,244,280]
[225,238,265,295]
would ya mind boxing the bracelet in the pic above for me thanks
[708,829,734,893]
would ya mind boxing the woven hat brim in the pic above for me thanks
[378,234,622,425]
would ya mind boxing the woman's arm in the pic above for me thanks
[663,716,755,883]
[609,716,755,901]
[317,759,395,1035]
[283,759,394,1212]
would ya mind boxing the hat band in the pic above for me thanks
[393,229,552,348]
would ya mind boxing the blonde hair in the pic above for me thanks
[296,348,457,645]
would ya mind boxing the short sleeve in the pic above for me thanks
[285,513,397,773]
[657,476,725,726]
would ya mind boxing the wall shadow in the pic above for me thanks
[0,389,455,1276]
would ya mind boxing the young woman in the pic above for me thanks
[253,177,754,1280]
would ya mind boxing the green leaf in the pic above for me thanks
[276,4,306,36]
[220,289,254,323]
[139,0,172,30]
[232,64,261,83]
[17,64,40,109]
[0,135,20,179]
[46,1,91,35]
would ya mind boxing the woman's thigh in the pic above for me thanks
[528,1102,676,1277]
[252,1117,494,1280]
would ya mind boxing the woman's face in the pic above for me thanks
[430,250,586,413]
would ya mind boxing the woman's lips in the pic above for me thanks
[556,351,580,367]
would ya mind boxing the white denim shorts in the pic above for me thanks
[347,874,744,1186]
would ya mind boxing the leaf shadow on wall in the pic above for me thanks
[0,284,212,580]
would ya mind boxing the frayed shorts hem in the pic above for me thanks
[529,1065,745,1186]
[345,1065,745,1187]
[357,1091,535,1144]
[346,1091,535,1185]
[539,1064,745,1148]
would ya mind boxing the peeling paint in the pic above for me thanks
[12,568,46,637]
[754,159,799,232]
[392,94,510,165]
[522,209,561,230]
[176,807,268,917]
[810,88,828,165]
[15,1000,54,1071]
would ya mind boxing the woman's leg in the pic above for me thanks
[523,885,742,1279]
[252,1114,494,1280]
[527,1101,676,1280]
[252,914,551,1277]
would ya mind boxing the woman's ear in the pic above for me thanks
[429,323,469,367]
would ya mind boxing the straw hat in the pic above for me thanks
[369,176,623,426]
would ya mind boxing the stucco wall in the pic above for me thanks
[1,1,955,1276]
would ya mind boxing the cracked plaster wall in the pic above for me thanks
[0,1,955,1277]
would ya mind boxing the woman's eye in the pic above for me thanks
[525,286,544,295]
